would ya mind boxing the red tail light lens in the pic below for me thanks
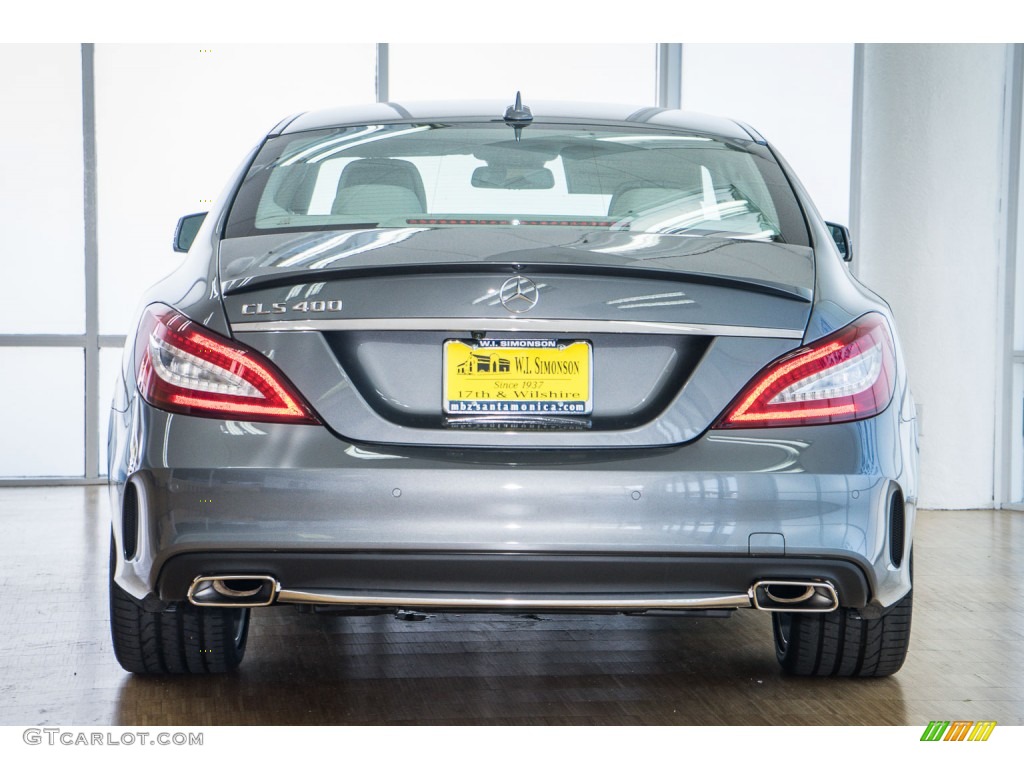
[715,313,896,429]
[135,305,319,424]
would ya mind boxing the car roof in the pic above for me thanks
[274,99,762,142]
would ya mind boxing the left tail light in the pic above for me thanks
[135,304,319,424]
[714,312,896,429]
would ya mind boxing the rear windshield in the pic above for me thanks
[224,122,809,245]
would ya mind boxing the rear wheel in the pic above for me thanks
[109,537,250,674]
[772,587,912,677]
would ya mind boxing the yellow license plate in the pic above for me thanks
[444,339,592,415]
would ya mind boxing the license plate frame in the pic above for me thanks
[443,338,593,416]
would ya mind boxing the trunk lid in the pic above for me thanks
[220,228,813,448]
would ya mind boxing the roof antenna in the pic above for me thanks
[503,91,533,141]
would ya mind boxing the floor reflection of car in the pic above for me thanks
[107,96,917,677]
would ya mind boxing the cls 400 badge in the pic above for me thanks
[240,300,343,315]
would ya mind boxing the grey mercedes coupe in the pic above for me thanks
[107,97,918,677]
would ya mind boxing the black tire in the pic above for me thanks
[772,587,912,677]
[109,538,250,674]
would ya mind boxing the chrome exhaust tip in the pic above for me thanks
[188,575,278,607]
[751,580,839,612]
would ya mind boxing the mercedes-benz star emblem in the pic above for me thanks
[499,275,540,314]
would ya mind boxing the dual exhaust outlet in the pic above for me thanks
[188,575,278,607]
[750,580,839,612]
[187,575,840,613]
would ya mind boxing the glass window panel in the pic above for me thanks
[681,44,854,222]
[0,348,84,477]
[95,43,376,336]
[228,125,802,244]
[0,45,85,334]
[390,44,655,105]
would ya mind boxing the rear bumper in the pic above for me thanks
[161,551,864,611]
[108,402,917,613]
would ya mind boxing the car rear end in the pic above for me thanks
[108,102,917,675]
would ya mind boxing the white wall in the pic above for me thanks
[0,45,86,477]
[856,44,1010,509]
[0,45,85,334]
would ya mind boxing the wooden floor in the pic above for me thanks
[0,486,1021,726]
